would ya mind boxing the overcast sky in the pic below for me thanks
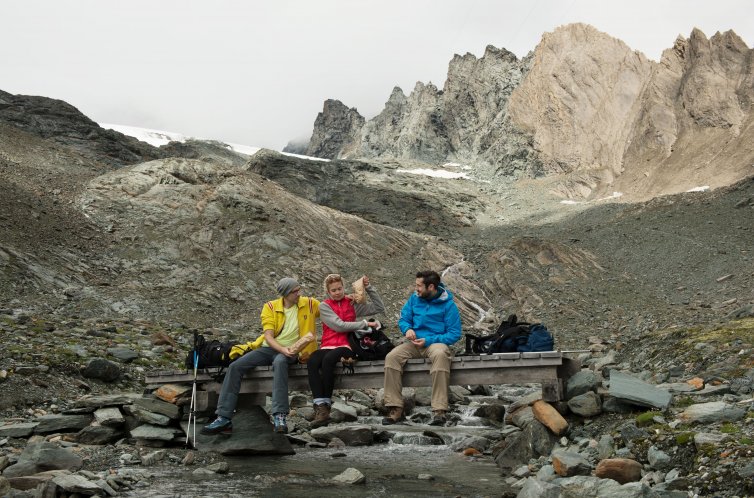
[3,1,752,150]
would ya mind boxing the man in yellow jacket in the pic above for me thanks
[202,277,320,435]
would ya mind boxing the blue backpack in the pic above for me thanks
[464,315,555,354]
[517,324,554,352]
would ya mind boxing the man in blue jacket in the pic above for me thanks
[382,270,462,426]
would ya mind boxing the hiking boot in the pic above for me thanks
[381,406,404,425]
[429,410,447,426]
[273,413,288,434]
[311,403,331,428]
[201,416,232,435]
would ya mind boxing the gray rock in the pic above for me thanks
[647,445,672,470]
[597,434,615,460]
[567,391,602,417]
[133,396,182,420]
[536,464,558,481]
[72,393,142,410]
[509,405,536,429]
[551,449,592,477]
[0,422,38,438]
[34,414,92,434]
[332,467,366,484]
[739,461,754,478]
[693,432,730,448]
[311,424,373,446]
[618,422,650,446]
[472,403,506,422]
[95,478,118,497]
[566,370,599,399]
[449,435,490,452]
[330,401,358,423]
[591,350,617,371]
[107,347,139,362]
[392,433,443,445]
[190,406,294,456]
[518,477,561,497]
[677,401,746,424]
[655,382,699,393]
[557,476,655,497]
[75,425,124,445]
[81,358,122,382]
[123,404,171,426]
[688,384,732,397]
[93,407,125,426]
[130,424,182,443]
[52,473,102,494]
[140,450,167,466]
[609,370,672,409]
[493,419,556,471]
[601,396,636,414]
[0,476,9,497]
[2,441,83,478]
[205,461,230,474]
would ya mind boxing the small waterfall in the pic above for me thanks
[441,259,490,328]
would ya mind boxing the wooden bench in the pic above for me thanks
[145,352,580,411]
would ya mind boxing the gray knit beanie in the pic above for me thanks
[276,277,300,297]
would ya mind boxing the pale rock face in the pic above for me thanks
[303,23,754,200]
[507,23,653,181]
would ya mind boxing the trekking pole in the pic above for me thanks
[185,333,199,448]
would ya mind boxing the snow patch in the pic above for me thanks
[686,186,710,193]
[100,123,262,156]
[397,168,470,180]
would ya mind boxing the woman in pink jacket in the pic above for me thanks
[307,273,384,427]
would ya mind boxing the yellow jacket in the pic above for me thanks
[253,296,320,359]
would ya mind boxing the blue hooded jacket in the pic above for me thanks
[398,283,462,346]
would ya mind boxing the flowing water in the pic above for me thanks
[120,387,537,497]
[121,443,506,497]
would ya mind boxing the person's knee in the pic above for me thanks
[428,344,451,360]
[272,355,289,370]
[384,352,402,370]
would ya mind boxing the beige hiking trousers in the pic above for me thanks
[383,341,452,411]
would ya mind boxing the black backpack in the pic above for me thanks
[347,323,395,361]
[185,333,237,369]
[464,314,533,355]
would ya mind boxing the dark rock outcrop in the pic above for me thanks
[305,99,364,159]
[0,90,164,167]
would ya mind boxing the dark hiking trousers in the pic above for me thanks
[307,347,355,399]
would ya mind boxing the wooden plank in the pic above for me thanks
[144,353,566,386]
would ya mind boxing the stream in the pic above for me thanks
[118,385,541,497]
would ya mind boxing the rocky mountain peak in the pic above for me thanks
[304,98,364,159]
[300,23,754,201]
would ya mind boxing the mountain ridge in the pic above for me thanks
[296,23,754,201]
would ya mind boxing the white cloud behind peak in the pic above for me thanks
[4,1,752,151]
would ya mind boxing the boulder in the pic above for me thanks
[609,370,672,409]
[677,401,746,424]
[594,458,643,483]
[331,467,366,484]
[567,391,602,417]
[311,424,373,447]
[2,441,83,478]
[551,450,592,477]
[34,414,92,434]
[531,400,569,435]
[190,406,294,456]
